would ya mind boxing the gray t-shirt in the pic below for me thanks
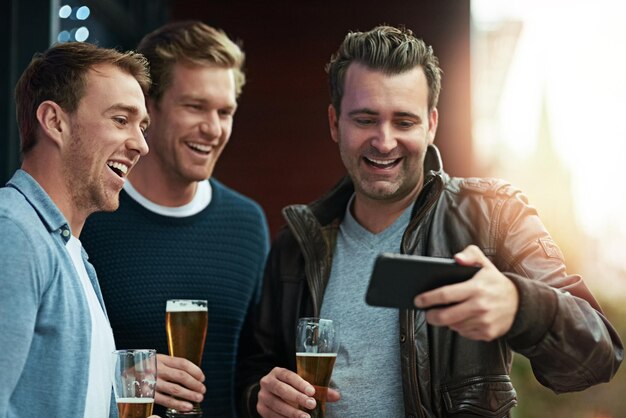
[320,196,411,417]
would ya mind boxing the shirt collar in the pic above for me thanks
[7,169,72,243]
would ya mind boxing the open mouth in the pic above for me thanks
[187,142,212,155]
[363,156,402,169]
[107,161,129,178]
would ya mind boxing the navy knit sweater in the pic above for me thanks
[81,179,269,417]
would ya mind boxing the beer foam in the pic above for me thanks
[166,300,208,312]
[116,398,154,404]
[296,352,338,357]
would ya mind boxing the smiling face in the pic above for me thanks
[63,64,149,214]
[329,63,438,206]
[143,62,237,189]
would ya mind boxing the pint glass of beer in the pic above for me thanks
[296,317,339,418]
[112,349,157,418]
[165,299,208,418]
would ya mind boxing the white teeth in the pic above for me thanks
[107,161,128,174]
[188,142,211,152]
[366,157,398,166]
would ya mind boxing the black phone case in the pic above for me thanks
[365,253,480,309]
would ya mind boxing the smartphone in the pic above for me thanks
[365,253,480,309]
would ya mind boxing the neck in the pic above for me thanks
[21,155,87,237]
[128,158,198,207]
[351,186,421,234]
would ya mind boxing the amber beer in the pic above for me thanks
[296,352,337,417]
[116,398,154,418]
[165,299,208,417]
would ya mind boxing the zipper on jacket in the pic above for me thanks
[399,174,444,418]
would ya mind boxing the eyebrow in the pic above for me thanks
[107,103,151,126]
[179,95,238,111]
[347,108,421,119]
[347,108,378,117]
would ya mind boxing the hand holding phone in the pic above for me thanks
[365,253,480,309]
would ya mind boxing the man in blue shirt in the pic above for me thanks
[0,42,150,418]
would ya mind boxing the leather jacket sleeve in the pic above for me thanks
[494,186,624,392]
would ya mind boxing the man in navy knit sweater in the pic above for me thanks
[82,21,269,417]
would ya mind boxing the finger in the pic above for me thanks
[327,388,341,402]
[272,367,316,398]
[155,378,204,405]
[156,355,206,395]
[452,326,487,341]
[257,401,289,418]
[261,368,316,408]
[449,319,496,341]
[414,280,473,309]
[157,354,205,382]
[455,245,492,268]
[258,389,312,418]
[154,390,194,412]
[449,304,515,341]
[424,302,468,326]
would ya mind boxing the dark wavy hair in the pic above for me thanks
[326,25,442,115]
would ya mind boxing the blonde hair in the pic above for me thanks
[137,20,245,102]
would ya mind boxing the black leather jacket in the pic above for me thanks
[237,145,623,417]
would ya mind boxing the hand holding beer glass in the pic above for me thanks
[296,317,339,418]
[165,299,208,418]
[112,349,157,418]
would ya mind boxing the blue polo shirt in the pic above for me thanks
[0,169,116,418]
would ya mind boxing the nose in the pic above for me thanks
[370,123,397,154]
[199,112,222,140]
[128,126,149,156]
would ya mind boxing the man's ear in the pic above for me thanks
[146,97,157,114]
[427,107,439,145]
[328,104,339,144]
[35,100,69,147]
[144,97,158,138]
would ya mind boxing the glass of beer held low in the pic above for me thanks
[296,317,339,418]
[165,299,208,418]
[112,349,157,418]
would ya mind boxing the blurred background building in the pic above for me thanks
[2,1,625,416]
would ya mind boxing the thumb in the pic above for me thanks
[327,388,341,402]
[454,244,490,268]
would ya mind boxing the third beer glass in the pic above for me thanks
[112,349,157,418]
[296,317,339,418]
[165,299,208,417]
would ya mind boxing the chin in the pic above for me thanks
[97,194,120,213]
[358,181,401,200]
[98,203,119,213]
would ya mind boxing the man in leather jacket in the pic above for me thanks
[236,25,623,417]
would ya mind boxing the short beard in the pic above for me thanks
[63,124,118,215]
